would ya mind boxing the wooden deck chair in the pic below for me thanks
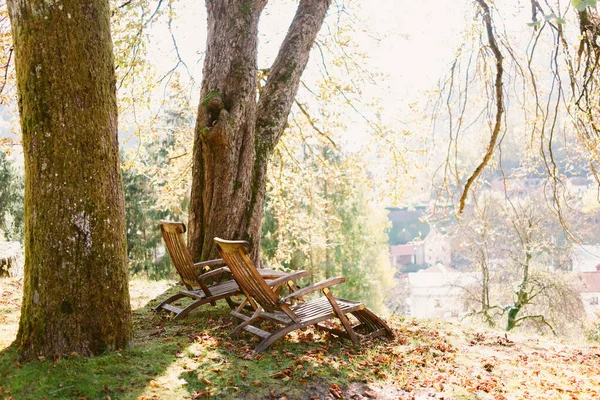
[214,238,394,353]
[155,221,288,320]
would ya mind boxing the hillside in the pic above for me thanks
[1,277,599,400]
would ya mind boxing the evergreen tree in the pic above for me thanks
[0,152,23,242]
[122,164,170,279]
[263,145,395,314]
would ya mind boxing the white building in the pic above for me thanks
[577,270,600,320]
[412,227,452,267]
[407,263,478,320]
[572,245,600,272]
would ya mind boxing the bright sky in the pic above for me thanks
[141,0,472,205]
[148,0,469,112]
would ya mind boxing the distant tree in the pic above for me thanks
[120,81,194,278]
[0,152,23,242]
[8,0,132,359]
[331,178,395,314]
[455,192,584,335]
[262,143,395,313]
[430,0,600,219]
[452,192,505,328]
[122,164,170,279]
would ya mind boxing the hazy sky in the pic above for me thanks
[148,0,469,108]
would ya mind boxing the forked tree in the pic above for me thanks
[7,0,132,359]
[188,0,331,262]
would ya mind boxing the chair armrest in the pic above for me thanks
[196,266,231,281]
[279,277,345,303]
[257,268,288,279]
[194,258,225,270]
[266,270,310,288]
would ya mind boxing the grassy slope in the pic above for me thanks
[1,277,600,400]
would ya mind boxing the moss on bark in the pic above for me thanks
[188,0,330,264]
[8,0,132,360]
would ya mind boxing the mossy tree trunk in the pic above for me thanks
[188,0,330,262]
[8,0,132,359]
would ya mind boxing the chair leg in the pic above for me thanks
[254,323,302,353]
[322,288,359,345]
[286,281,304,302]
[173,298,214,320]
[229,307,263,338]
[154,293,187,312]
[225,297,237,309]
[235,298,250,313]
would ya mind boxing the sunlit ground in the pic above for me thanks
[1,277,600,399]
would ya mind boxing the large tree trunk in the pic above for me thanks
[189,0,330,262]
[8,0,132,359]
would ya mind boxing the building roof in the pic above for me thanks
[572,245,600,272]
[578,272,600,293]
[421,264,459,274]
[390,244,414,257]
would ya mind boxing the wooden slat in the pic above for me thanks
[258,311,293,324]
[280,277,344,303]
[216,239,281,311]
[179,289,207,299]
[231,311,250,321]
[243,325,270,339]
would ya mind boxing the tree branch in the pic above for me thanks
[256,0,331,152]
[513,314,557,336]
[458,0,504,214]
[294,99,338,149]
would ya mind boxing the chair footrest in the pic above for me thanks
[160,303,183,315]
[315,323,350,339]
[366,328,389,339]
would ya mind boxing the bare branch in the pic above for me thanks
[256,0,331,151]
[458,0,504,214]
[513,314,557,336]
[293,99,338,149]
[0,46,12,96]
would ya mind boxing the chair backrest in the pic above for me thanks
[160,221,199,289]
[214,238,282,312]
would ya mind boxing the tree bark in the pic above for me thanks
[8,0,132,359]
[189,0,330,262]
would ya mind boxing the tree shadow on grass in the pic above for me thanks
[0,279,402,400]
[174,311,402,400]
[0,281,216,399]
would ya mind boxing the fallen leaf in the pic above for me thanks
[270,368,292,379]
[191,391,211,399]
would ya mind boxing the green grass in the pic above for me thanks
[0,341,179,399]
[2,278,600,399]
